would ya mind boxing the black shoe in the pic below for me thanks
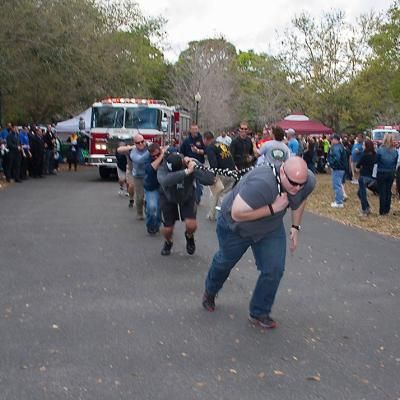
[147,227,158,235]
[15,179,22,183]
[185,231,195,255]
[128,200,134,208]
[248,314,277,329]
[202,291,216,312]
[161,240,173,256]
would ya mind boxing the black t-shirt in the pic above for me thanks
[205,143,236,170]
[356,152,376,177]
[230,136,254,169]
[115,151,127,171]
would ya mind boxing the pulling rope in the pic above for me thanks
[194,163,282,195]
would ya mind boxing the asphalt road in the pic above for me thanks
[0,168,399,400]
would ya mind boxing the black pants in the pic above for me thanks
[20,155,29,179]
[377,171,395,215]
[31,151,44,177]
[6,151,21,181]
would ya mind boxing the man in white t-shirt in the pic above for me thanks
[215,131,232,146]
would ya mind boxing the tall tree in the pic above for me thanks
[278,10,379,132]
[170,38,237,131]
[235,50,291,130]
[0,0,168,123]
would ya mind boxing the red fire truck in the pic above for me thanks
[85,98,190,179]
[371,126,400,148]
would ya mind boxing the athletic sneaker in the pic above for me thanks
[161,240,173,256]
[202,291,216,312]
[128,200,134,208]
[185,231,196,255]
[118,187,124,196]
[248,314,277,329]
[331,202,344,208]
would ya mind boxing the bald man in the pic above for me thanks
[117,134,150,219]
[202,157,316,329]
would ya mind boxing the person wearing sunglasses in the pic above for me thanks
[117,134,150,219]
[230,122,255,170]
[202,156,315,330]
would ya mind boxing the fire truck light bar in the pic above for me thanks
[101,98,167,105]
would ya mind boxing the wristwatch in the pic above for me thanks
[291,224,301,231]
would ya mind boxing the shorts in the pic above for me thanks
[160,193,197,227]
[117,167,126,181]
[126,171,134,185]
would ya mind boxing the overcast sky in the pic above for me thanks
[135,0,393,62]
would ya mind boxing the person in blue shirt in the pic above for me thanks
[0,123,10,140]
[376,133,398,215]
[327,134,348,208]
[286,129,299,157]
[19,126,31,179]
[0,123,11,176]
[351,134,364,183]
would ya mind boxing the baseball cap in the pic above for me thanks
[286,128,295,135]
[166,153,183,172]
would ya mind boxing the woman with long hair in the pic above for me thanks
[376,134,398,215]
[356,139,376,216]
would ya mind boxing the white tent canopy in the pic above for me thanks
[55,108,91,134]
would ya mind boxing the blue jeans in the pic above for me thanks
[357,176,374,212]
[205,215,286,317]
[195,179,203,204]
[144,189,161,231]
[331,170,345,204]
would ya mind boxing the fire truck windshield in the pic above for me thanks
[125,107,161,130]
[92,106,124,128]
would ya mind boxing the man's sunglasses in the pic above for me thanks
[283,167,307,187]
[135,140,145,145]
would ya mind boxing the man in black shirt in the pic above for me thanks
[230,121,254,169]
[203,131,236,221]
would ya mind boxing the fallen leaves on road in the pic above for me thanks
[307,374,321,382]
[229,368,237,374]
[273,370,285,376]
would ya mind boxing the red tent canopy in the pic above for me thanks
[275,113,332,135]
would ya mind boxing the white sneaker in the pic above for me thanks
[351,179,358,185]
[331,202,344,208]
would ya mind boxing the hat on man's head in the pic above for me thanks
[166,153,183,172]
[286,128,296,136]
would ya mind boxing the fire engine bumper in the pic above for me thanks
[86,155,117,168]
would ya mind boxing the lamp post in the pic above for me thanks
[194,92,201,125]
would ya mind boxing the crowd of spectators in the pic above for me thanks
[0,123,86,183]
[197,124,400,217]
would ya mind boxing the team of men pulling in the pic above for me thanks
[117,122,315,329]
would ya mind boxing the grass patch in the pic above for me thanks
[308,174,400,239]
